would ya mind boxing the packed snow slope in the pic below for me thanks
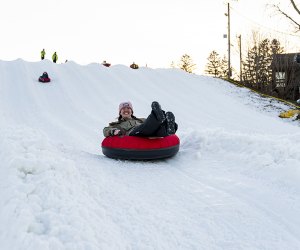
[1,59,300,250]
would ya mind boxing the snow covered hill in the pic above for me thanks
[1,59,300,250]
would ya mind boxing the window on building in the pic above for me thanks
[294,54,300,63]
[275,71,286,87]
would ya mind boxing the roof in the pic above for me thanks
[271,53,300,68]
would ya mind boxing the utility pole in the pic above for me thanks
[226,2,231,80]
[238,35,242,82]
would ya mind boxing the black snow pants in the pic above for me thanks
[129,111,168,137]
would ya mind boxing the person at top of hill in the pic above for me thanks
[103,101,178,137]
[41,49,46,60]
[52,52,58,63]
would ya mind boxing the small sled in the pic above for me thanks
[38,77,51,83]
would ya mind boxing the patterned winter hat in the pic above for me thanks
[119,101,133,113]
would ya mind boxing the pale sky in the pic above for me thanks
[0,0,299,73]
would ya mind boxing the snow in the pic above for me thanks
[1,58,300,250]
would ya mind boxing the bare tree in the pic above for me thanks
[272,0,300,31]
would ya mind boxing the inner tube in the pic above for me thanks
[102,134,180,160]
[39,77,51,83]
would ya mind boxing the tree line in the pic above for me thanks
[204,34,291,99]
[174,35,286,98]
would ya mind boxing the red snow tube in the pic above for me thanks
[102,135,180,160]
[39,77,51,83]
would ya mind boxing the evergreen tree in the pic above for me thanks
[178,54,196,73]
[205,51,232,79]
[270,39,284,55]
[242,47,257,87]
[220,55,232,79]
[242,37,285,93]
[205,51,222,77]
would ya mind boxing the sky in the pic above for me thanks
[0,0,300,73]
[1,59,300,249]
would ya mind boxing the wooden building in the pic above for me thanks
[271,53,300,101]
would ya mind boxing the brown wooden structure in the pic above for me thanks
[271,53,300,101]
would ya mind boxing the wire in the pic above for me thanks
[230,6,300,38]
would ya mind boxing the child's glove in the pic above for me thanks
[110,129,121,136]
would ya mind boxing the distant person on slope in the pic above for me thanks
[52,52,58,63]
[41,71,49,78]
[41,49,46,60]
[38,71,51,83]
[103,101,178,137]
